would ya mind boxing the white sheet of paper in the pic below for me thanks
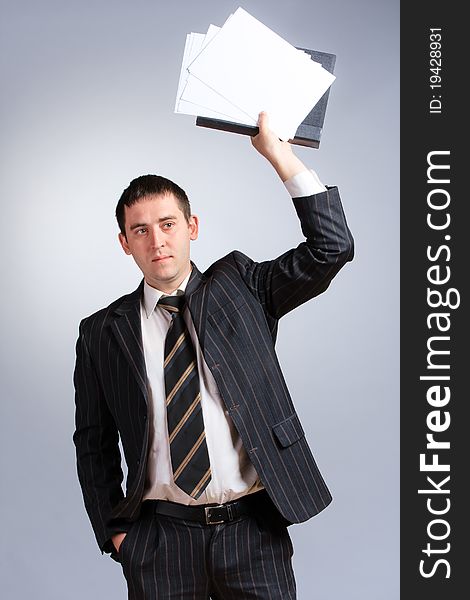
[174,33,194,112]
[180,74,256,124]
[186,7,335,140]
[175,27,256,124]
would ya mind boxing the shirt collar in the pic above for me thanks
[142,270,192,319]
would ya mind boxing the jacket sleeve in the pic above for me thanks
[232,187,354,320]
[73,318,127,556]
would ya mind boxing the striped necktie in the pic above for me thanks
[158,295,211,499]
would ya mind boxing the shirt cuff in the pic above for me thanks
[283,169,327,197]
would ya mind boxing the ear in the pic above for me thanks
[118,232,132,255]
[188,215,199,241]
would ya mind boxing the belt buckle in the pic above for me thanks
[205,504,232,525]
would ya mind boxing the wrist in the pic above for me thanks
[269,151,307,182]
[112,532,127,552]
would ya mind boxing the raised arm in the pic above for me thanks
[232,112,354,320]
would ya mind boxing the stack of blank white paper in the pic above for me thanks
[174,7,336,142]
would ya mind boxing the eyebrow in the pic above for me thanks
[129,215,178,231]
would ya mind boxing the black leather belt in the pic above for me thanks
[146,491,265,525]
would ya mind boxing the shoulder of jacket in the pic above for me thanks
[79,288,139,331]
[206,250,253,275]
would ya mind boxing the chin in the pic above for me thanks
[150,268,177,281]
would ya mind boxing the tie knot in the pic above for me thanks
[158,294,186,315]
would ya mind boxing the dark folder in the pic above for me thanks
[195,48,336,148]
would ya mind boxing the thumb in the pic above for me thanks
[257,111,269,133]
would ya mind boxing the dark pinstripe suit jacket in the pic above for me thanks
[73,187,354,558]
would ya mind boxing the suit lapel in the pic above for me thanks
[110,281,148,401]
[186,262,210,351]
[109,266,209,401]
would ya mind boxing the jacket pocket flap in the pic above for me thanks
[272,413,305,448]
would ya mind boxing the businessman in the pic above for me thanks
[73,112,354,599]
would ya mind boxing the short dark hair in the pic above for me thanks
[116,174,191,235]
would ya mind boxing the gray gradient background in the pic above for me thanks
[1,1,399,598]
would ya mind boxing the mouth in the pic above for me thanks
[152,255,171,262]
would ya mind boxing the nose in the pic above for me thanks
[150,227,164,249]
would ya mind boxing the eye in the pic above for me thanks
[162,222,175,229]
[136,228,147,235]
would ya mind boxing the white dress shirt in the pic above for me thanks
[141,169,325,505]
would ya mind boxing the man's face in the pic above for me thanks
[118,193,198,293]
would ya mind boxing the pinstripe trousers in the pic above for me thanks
[118,500,296,599]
